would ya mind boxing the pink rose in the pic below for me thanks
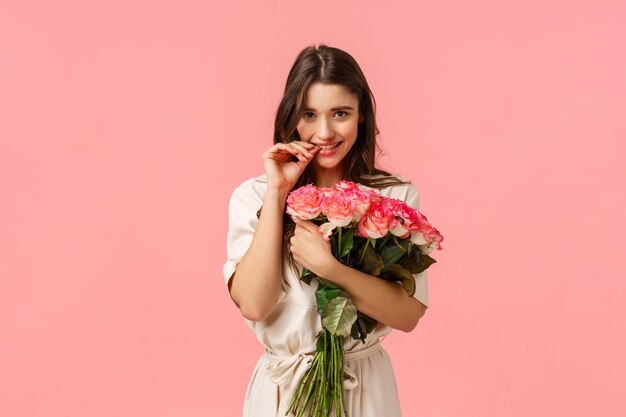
[321,192,356,227]
[411,227,444,254]
[365,189,384,205]
[318,222,336,241]
[357,202,397,239]
[334,180,359,191]
[318,186,341,199]
[409,212,444,253]
[286,184,323,220]
[346,188,373,221]
[385,198,422,238]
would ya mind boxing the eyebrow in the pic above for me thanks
[303,105,355,112]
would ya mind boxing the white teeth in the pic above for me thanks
[318,143,340,150]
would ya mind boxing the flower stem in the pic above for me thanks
[309,367,323,417]
[338,226,342,258]
[334,335,339,417]
[358,238,370,266]
[285,327,353,417]
[322,329,328,415]
[328,331,334,415]
[286,354,319,415]
[297,358,320,417]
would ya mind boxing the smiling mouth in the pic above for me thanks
[314,142,342,150]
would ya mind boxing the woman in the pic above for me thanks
[222,44,429,417]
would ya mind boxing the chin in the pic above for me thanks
[315,158,343,169]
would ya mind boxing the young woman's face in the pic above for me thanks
[296,82,364,171]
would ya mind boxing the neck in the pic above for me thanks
[313,164,344,188]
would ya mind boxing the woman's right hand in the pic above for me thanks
[263,140,319,192]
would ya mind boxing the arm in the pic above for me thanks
[226,140,319,322]
[320,260,427,333]
[228,187,289,322]
[290,214,427,333]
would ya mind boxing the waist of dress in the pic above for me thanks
[263,339,382,362]
[261,339,383,389]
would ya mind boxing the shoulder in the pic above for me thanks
[363,173,420,202]
[229,173,268,207]
[232,173,267,192]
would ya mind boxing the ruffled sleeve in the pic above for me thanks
[403,185,429,308]
[222,179,263,300]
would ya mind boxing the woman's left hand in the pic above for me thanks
[290,216,338,277]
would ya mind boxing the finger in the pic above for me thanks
[292,216,318,233]
[267,143,295,155]
[269,143,307,162]
[292,141,317,157]
[289,141,316,159]
[302,140,318,150]
[289,140,320,153]
[285,142,310,162]
[292,216,305,232]
[290,139,315,149]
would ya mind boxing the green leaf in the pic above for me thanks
[358,240,384,276]
[322,296,358,336]
[377,271,398,282]
[363,316,378,335]
[317,277,339,289]
[300,267,316,285]
[385,264,417,296]
[380,244,407,272]
[340,228,354,258]
[351,236,367,253]
[398,254,420,274]
[402,275,416,296]
[315,286,345,316]
[350,313,378,343]
[408,249,437,274]
[351,322,360,341]
[357,315,368,335]
[359,243,384,276]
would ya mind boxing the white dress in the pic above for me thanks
[223,173,429,417]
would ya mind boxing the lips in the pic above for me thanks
[313,141,342,149]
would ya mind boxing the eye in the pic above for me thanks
[302,111,349,119]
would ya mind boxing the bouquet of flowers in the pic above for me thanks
[284,180,443,417]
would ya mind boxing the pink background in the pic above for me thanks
[1,1,625,416]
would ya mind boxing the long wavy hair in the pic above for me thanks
[262,43,412,279]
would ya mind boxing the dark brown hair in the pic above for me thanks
[268,43,412,278]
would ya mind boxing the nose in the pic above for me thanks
[316,117,335,141]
